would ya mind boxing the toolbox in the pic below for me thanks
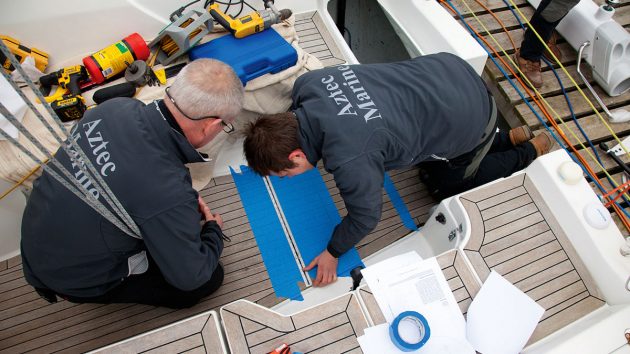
[188,29,297,85]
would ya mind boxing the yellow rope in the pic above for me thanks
[457,0,630,199]
[0,159,47,200]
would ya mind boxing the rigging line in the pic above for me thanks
[0,67,136,230]
[0,102,140,235]
[0,90,140,237]
[0,42,141,237]
[472,0,517,50]
[507,0,630,158]
[499,0,630,208]
[0,47,140,238]
[543,54,630,207]
[0,121,140,238]
[604,182,630,207]
[452,0,630,200]
[0,45,132,225]
[455,0,630,226]
[443,0,630,229]
[448,0,630,226]
[0,66,65,146]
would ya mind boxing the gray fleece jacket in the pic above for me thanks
[21,98,223,297]
[291,53,491,257]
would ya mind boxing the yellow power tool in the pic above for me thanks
[0,35,49,73]
[39,65,90,122]
[207,0,292,38]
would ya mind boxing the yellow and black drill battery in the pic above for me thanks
[51,95,87,122]
[0,35,49,73]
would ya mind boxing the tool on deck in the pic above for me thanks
[83,33,150,84]
[92,62,186,104]
[268,343,290,354]
[207,0,292,39]
[92,82,137,104]
[39,65,90,122]
[124,60,161,87]
[0,35,48,73]
[149,9,214,65]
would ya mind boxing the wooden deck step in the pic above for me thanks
[92,310,226,354]
[458,173,605,344]
[220,293,368,354]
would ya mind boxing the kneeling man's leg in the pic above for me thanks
[63,257,224,309]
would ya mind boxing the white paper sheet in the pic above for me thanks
[0,72,27,140]
[358,323,475,354]
[466,270,545,354]
[361,252,470,347]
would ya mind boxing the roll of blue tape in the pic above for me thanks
[388,311,430,352]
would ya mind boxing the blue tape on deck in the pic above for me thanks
[389,311,431,351]
[384,173,418,231]
[231,166,364,300]
[230,166,305,300]
[269,168,364,278]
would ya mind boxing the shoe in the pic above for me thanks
[542,32,562,62]
[515,49,543,88]
[509,126,534,146]
[529,131,553,157]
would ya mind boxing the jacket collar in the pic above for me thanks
[151,100,208,164]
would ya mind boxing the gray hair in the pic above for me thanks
[168,59,244,122]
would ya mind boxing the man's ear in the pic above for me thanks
[288,149,305,161]
[203,118,223,134]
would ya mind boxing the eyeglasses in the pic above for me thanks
[165,86,235,133]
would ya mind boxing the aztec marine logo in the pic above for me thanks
[320,65,382,122]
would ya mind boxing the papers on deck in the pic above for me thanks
[359,253,544,354]
[466,270,545,354]
[360,252,472,353]
[357,322,475,354]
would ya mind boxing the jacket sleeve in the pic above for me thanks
[327,153,385,257]
[140,199,224,291]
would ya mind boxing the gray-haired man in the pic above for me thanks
[21,59,244,308]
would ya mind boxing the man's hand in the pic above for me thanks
[303,250,338,287]
[198,196,223,228]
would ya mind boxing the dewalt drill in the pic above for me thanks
[39,65,89,122]
[207,0,292,38]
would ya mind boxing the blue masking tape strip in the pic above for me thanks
[269,168,364,278]
[383,173,418,231]
[389,311,431,352]
[230,166,304,300]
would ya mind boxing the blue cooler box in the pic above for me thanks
[188,29,298,85]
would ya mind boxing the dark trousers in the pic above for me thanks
[63,256,224,309]
[520,0,580,61]
[419,131,537,199]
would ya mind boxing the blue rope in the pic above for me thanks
[444,0,630,217]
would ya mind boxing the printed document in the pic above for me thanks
[361,252,469,345]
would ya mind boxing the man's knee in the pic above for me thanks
[175,264,225,309]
